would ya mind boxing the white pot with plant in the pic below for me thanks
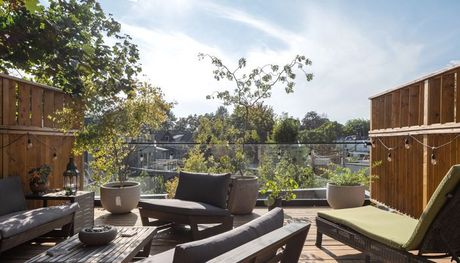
[71,84,170,214]
[322,163,379,209]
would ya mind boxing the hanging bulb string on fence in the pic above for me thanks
[409,134,460,151]
[376,138,399,151]
[0,134,26,149]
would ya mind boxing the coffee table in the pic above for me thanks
[26,226,157,263]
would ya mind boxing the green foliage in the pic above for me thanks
[301,111,329,130]
[258,151,321,206]
[343,118,370,138]
[231,104,275,143]
[130,171,165,194]
[271,115,300,143]
[72,84,170,186]
[28,164,51,184]
[165,177,179,199]
[299,120,344,143]
[321,162,381,186]
[0,0,141,114]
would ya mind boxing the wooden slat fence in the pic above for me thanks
[0,74,82,204]
[370,65,460,217]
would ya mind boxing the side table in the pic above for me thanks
[26,191,95,235]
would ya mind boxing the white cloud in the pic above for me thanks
[119,2,425,123]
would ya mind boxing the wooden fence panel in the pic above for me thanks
[0,74,82,200]
[370,65,460,217]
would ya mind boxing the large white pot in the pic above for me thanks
[326,183,365,209]
[100,181,140,214]
[227,176,259,215]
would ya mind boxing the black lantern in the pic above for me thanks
[63,157,80,196]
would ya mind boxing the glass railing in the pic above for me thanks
[83,141,370,196]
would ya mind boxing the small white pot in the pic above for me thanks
[326,183,365,209]
[100,181,140,214]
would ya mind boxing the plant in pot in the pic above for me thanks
[321,162,380,209]
[28,164,52,195]
[259,153,301,210]
[199,53,313,214]
[72,84,170,214]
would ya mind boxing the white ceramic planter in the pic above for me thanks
[326,183,365,209]
[100,181,140,214]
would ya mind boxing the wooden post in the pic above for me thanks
[422,79,429,208]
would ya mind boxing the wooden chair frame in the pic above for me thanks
[207,223,310,263]
[139,207,233,240]
[315,183,460,263]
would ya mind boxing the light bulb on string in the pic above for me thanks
[52,152,58,161]
[404,138,411,149]
[371,140,376,148]
[387,152,392,162]
[277,149,282,160]
[431,149,437,166]
[139,151,144,162]
[27,135,33,149]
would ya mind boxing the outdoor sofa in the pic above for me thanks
[316,165,460,262]
[141,207,310,263]
[0,176,78,253]
[139,171,233,240]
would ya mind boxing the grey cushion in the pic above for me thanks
[0,176,27,216]
[172,207,284,263]
[175,171,231,209]
[0,203,78,238]
[139,199,230,216]
[142,248,175,263]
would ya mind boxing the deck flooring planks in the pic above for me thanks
[0,206,452,262]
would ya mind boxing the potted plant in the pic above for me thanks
[259,153,300,210]
[72,84,170,214]
[28,164,52,195]
[321,162,380,209]
[199,53,313,214]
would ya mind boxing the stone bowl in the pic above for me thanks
[78,225,118,246]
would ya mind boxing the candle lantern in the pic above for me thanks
[63,157,80,196]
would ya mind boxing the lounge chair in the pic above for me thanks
[0,176,78,253]
[315,165,460,262]
[138,171,234,240]
[141,207,310,263]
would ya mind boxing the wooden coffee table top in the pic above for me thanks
[26,226,157,263]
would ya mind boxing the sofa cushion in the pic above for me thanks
[138,199,230,216]
[318,206,418,249]
[0,176,27,216]
[172,207,284,263]
[174,171,230,209]
[143,248,175,263]
[0,203,78,238]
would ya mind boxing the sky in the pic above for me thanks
[98,0,460,123]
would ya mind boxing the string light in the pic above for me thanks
[27,134,33,149]
[53,152,58,161]
[277,149,282,160]
[387,152,392,162]
[431,148,437,166]
[169,152,174,160]
[404,138,411,149]
[139,151,144,162]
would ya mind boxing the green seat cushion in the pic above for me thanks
[318,206,418,249]
[404,165,460,250]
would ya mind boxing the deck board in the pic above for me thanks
[0,206,451,262]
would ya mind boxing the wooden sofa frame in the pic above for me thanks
[139,207,233,240]
[0,213,74,253]
[315,183,460,263]
[207,223,310,263]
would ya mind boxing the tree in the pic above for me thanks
[231,104,275,143]
[317,121,344,142]
[343,119,370,139]
[199,53,313,173]
[1,0,141,115]
[300,111,329,130]
[272,116,300,143]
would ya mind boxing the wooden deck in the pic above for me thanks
[0,206,452,262]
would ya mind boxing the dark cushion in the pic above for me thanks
[174,171,231,209]
[138,199,230,216]
[0,176,27,216]
[172,207,284,263]
[0,203,78,238]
